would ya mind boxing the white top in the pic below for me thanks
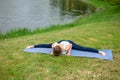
[60,41,70,49]
[60,41,70,54]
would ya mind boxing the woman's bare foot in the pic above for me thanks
[26,45,34,48]
[99,51,106,56]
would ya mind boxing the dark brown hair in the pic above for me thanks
[53,46,62,56]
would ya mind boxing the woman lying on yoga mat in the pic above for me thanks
[27,40,106,56]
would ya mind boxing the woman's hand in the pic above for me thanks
[50,52,53,55]
[66,53,70,56]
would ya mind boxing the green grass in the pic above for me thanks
[0,0,120,80]
[0,23,75,40]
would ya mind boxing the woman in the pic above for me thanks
[27,40,106,56]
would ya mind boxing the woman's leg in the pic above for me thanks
[34,40,65,48]
[67,40,98,53]
[34,43,52,48]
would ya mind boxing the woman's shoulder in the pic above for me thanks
[52,42,59,48]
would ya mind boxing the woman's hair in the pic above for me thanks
[53,46,62,56]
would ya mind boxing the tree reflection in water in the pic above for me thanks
[50,0,96,16]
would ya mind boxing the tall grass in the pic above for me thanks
[0,23,76,40]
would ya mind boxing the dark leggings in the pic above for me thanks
[34,40,99,53]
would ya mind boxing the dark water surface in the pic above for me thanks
[0,0,95,33]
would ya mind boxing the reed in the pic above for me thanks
[0,23,76,40]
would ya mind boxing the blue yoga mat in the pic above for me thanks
[23,48,113,60]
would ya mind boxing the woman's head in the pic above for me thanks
[53,46,62,56]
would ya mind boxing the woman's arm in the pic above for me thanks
[65,44,72,56]
[51,42,59,55]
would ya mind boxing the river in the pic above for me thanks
[0,0,95,33]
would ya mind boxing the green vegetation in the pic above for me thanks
[108,0,120,6]
[0,0,120,80]
[0,24,75,40]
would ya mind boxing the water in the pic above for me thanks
[0,0,95,34]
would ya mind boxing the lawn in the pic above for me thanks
[0,0,120,80]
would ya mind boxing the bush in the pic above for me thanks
[108,0,120,6]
